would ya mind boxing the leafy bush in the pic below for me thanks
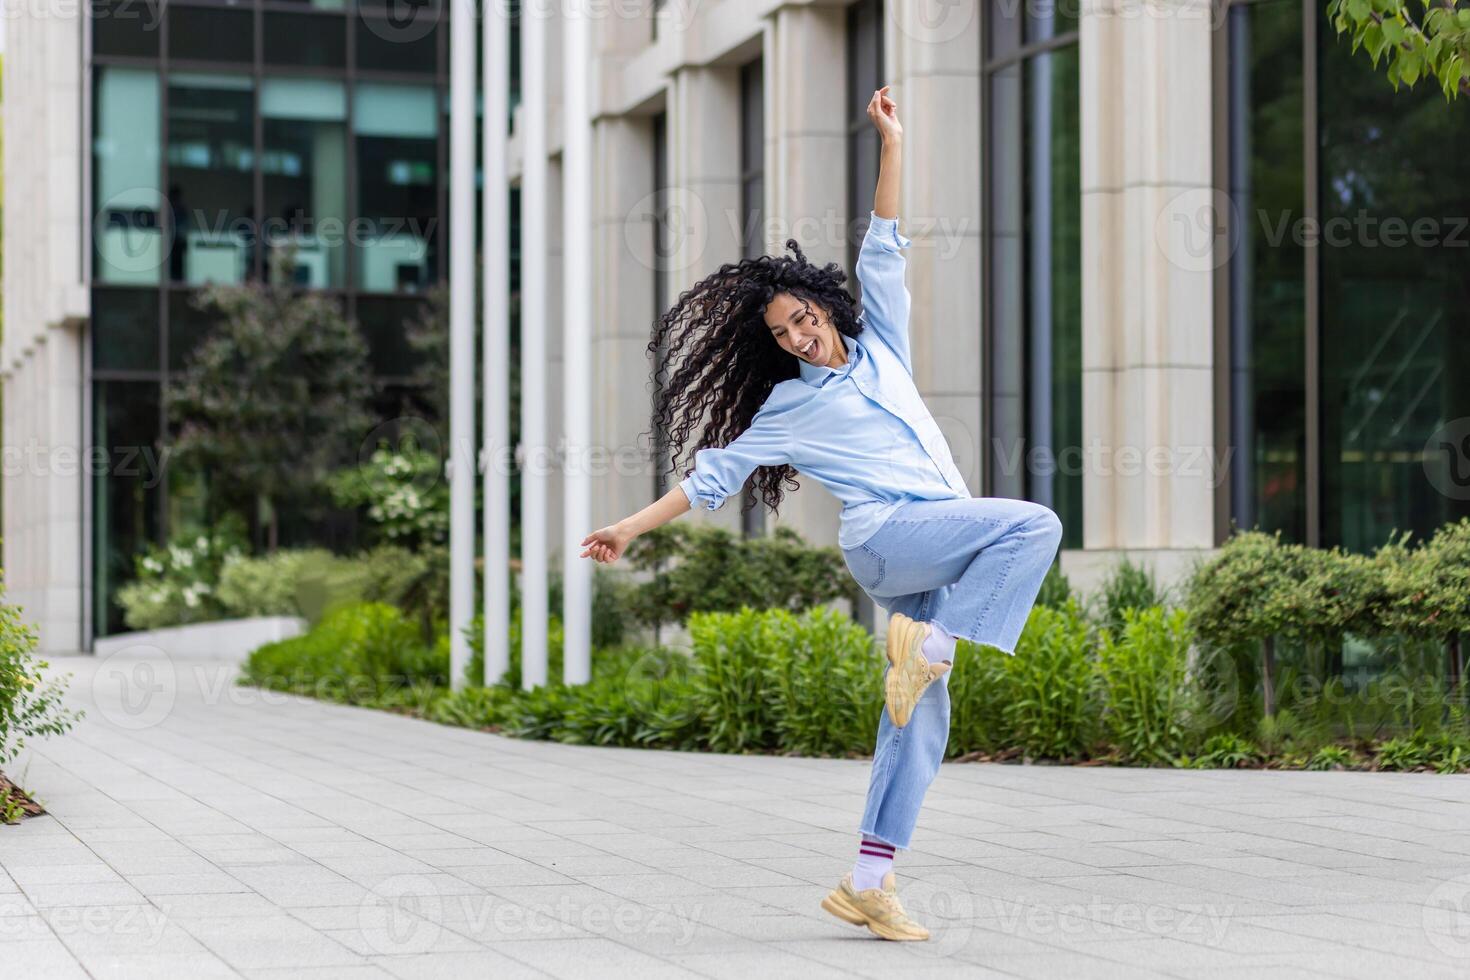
[241,602,447,700]
[1097,607,1195,764]
[1035,562,1073,610]
[1001,601,1097,760]
[1095,558,1166,635]
[117,527,246,630]
[328,447,449,549]
[624,525,858,637]
[216,549,335,618]
[1,593,81,768]
[1190,733,1258,769]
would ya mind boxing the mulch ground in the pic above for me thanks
[0,771,45,824]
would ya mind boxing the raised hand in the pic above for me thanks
[867,85,902,146]
[579,524,632,564]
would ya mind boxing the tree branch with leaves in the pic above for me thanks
[1327,0,1470,98]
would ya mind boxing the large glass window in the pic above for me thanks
[739,58,765,261]
[739,57,766,536]
[1225,0,1470,549]
[265,10,347,68]
[846,0,883,274]
[354,82,439,291]
[262,78,349,287]
[1226,0,1307,541]
[167,73,256,285]
[94,67,163,285]
[93,380,162,636]
[167,4,254,64]
[984,2,1082,548]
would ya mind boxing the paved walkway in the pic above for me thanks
[3,653,1469,979]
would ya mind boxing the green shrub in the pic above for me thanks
[1,592,81,767]
[624,525,858,637]
[945,640,1014,757]
[688,608,773,753]
[1095,558,1166,635]
[1035,562,1073,610]
[1002,601,1097,760]
[215,549,334,618]
[761,607,881,757]
[1097,607,1196,764]
[1190,733,1258,769]
[117,526,246,630]
[241,602,445,700]
[1305,745,1355,771]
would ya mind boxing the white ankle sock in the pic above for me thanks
[922,622,957,665]
[852,836,895,891]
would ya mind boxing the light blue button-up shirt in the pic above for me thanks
[678,213,971,550]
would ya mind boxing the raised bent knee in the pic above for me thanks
[1028,505,1064,549]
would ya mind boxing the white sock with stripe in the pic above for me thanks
[852,835,896,891]
[922,622,956,665]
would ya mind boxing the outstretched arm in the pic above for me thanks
[581,407,790,564]
[870,85,901,220]
[857,86,916,374]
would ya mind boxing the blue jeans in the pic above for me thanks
[842,497,1063,848]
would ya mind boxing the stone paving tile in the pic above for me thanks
[8,653,1470,979]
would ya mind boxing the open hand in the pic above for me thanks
[580,524,632,564]
[867,85,902,145]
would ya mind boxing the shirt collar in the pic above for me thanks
[797,332,859,388]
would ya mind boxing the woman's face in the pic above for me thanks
[764,292,845,368]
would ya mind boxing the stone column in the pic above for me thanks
[1076,0,1217,587]
[665,63,746,536]
[888,0,985,495]
[763,3,849,549]
[590,115,662,531]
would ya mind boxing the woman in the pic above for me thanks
[580,86,1063,941]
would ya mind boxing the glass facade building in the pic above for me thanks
[1222,0,1470,551]
[89,0,454,633]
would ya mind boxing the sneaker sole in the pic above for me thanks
[884,612,932,728]
[821,888,930,942]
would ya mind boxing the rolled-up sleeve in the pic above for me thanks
[678,408,791,512]
[856,211,914,374]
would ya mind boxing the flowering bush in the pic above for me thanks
[328,448,449,549]
[1,585,81,768]
[116,530,245,630]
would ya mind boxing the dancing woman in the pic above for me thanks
[581,85,1063,941]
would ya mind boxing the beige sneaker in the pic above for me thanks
[884,612,949,728]
[821,871,931,941]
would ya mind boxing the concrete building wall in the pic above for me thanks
[2,6,90,653]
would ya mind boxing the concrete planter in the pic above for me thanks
[93,616,306,662]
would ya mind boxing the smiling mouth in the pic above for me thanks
[799,338,818,360]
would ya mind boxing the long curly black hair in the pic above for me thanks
[647,239,862,516]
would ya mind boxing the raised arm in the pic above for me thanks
[856,86,915,374]
[580,407,790,564]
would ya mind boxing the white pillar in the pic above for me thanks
[482,0,512,686]
[561,2,592,686]
[520,0,550,690]
[447,0,476,690]
[1076,0,1217,585]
